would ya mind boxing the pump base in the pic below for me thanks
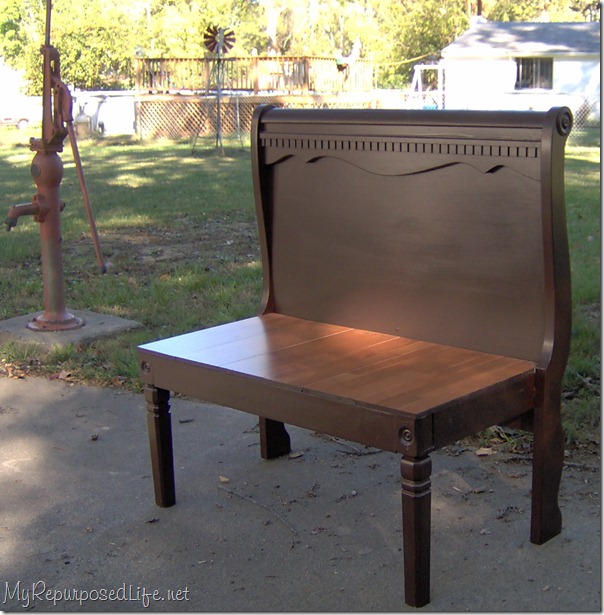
[27,313,85,332]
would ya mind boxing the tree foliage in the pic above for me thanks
[377,0,469,86]
[0,0,41,64]
[0,0,598,92]
[482,0,599,21]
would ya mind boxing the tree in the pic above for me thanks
[245,0,380,60]
[6,0,143,92]
[0,0,598,92]
[0,0,42,68]
[483,0,601,21]
[376,0,468,87]
[142,0,268,57]
[50,3,139,89]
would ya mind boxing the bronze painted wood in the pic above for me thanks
[143,385,175,507]
[401,455,432,607]
[138,106,572,607]
[259,417,291,459]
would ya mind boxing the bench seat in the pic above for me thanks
[140,313,535,453]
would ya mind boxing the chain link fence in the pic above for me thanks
[568,96,600,148]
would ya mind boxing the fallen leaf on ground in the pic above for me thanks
[4,364,27,379]
[475,447,495,456]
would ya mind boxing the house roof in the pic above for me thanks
[442,21,601,57]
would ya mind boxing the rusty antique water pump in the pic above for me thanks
[5,0,105,331]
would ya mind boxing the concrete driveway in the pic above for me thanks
[0,375,600,611]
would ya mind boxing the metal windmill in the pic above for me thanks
[203,26,235,153]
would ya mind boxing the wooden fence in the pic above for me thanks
[135,56,374,95]
[135,94,377,140]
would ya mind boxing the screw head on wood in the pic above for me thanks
[399,428,414,445]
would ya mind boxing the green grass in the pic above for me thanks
[561,136,601,446]
[0,127,262,379]
[0,125,600,447]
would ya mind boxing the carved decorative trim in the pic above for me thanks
[260,134,540,159]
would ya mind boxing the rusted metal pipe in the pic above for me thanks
[65,122,106,273]
[5,194,63,230]
[25,146,83,331]
[52,56,106,273]
[6,0,105,331]
[5,201,41,231]
[18,1,83,331]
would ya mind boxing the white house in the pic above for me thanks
[440,20,600,121]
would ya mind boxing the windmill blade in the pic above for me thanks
[204,26,221,52]
[204,26,235,54]
[221,29,236,53]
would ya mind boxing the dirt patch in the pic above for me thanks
[65,218,261,276]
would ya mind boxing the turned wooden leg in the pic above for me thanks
[401,455,432,608]
[530,385,564,544]
[259,417,291,459]
[144,385,176,507]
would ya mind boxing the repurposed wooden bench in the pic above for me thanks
[138,105,573,607]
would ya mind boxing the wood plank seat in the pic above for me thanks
[141,313,536,449]
[138,106,573,607]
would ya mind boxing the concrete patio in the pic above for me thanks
[0,374,600,611]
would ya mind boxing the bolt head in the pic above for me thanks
[399,428,413,445]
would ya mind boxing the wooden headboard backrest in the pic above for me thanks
[251,106,572,367]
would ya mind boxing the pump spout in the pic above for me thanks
[5,202,38,230]
[5,194,56,231]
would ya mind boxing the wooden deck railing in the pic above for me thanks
[135,56,374,94]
